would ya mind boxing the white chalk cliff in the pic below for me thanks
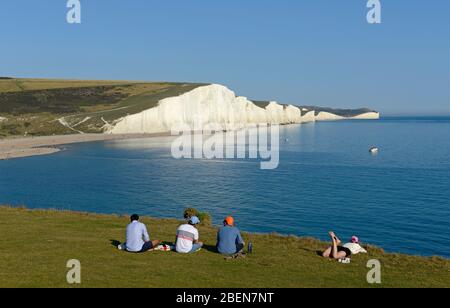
[107,84,379,134]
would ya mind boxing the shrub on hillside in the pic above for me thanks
[183,208,199,219]
[197,212,212,226]
[183,208,212,226]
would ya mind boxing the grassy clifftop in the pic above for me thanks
[0,206,448,288]
[0,78,131,93]
[0,78,205,137]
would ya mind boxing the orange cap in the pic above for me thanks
[224,216,234,226]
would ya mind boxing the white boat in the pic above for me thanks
[369,147,379,154]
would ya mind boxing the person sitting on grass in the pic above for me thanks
[175,216,203,254]
[216,216,245,255]
[119,214,160,253]
[322,231,366,260]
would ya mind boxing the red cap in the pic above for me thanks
[224,216,234,226]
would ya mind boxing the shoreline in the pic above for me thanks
[0,117,378,160]
[0,133,170,160]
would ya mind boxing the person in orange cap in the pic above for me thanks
[216,216,245,255]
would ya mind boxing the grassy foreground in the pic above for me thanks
[0,206,448,288]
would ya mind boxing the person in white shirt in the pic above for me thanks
[120,214,160,253]
[175,216,203,254]
[322,232,367,260]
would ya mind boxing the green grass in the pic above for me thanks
[0,78,133,93]
[0,206,448,288]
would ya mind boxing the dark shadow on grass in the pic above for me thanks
[110,239,121,248]
[202,244,218,253]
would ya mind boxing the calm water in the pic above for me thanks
[1,117,449,257]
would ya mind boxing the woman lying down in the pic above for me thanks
[322,231,367,262]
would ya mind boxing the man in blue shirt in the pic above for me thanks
[216,216,245,255]
[119,214,160,253]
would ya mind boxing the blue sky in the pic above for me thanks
[1,0,449,115]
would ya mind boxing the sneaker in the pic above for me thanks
[339,258,351,264]
[233,252,247,259]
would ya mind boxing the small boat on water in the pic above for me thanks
[369,147,379,154]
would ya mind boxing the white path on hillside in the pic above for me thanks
[57,106,130,134]
[72,117,91,128]
[58,117,84,134]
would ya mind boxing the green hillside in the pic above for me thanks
[0,78,206,137]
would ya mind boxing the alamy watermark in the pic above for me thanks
[65,1,380,25]
[67,0,81,24]
[367,0,382,24]
[367,259,382,284]
[171,123,280,170]
[66,259,81,284]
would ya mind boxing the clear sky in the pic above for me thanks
[1,0,449,115]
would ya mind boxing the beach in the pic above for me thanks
[0,133,167,160]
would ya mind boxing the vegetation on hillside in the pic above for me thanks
[0,79,206,137]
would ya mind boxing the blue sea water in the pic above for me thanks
[1,117,449,257]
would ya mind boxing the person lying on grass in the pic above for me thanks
[119,214,161,253]
[322,231,367,260]
[216,216,245,256]
[175,216,203,254]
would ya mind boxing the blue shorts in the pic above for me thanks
[139,241,154,253]
[189,243,203,253]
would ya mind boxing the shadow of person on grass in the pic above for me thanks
[202,244,218,253]
[110,240,121,248]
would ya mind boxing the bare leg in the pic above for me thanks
[331,235,339,258]
[152,240,160,248]
[329,231,342,245]
[322,231,338,258]
[329,231,346,259]
[322,247,332,258]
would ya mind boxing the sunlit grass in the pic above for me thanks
[0,206,448,288]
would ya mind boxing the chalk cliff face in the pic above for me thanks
[107,84,379,134]
[350,112,380,120]
[315,112,345,121]
[315,111,380,121]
